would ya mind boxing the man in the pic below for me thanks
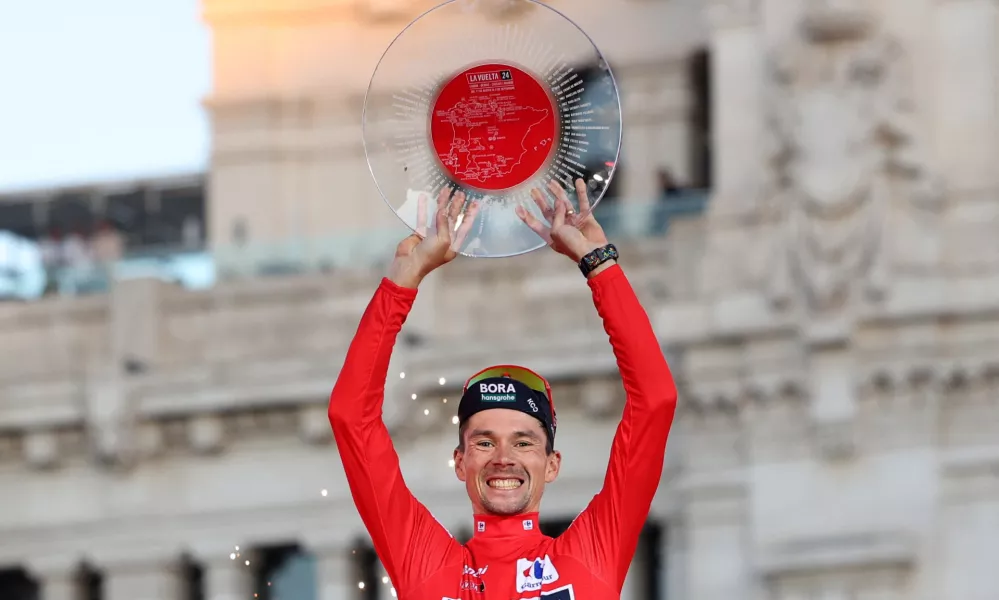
[329,179,678,599]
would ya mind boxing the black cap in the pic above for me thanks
[458,376,556,446]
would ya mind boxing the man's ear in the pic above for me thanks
[544,450,562,484]
[453,447,466,482]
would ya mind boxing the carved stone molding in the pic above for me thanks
[758,531,917,575]
[761,532,915,600]
[764,8,945,319]
[678,471,748,526]
[188,415,226,455]
[87,544,187,575]
[23,553,85,582]
[704,0,760,30]
[299,405,333,445]
[23,430,60,470]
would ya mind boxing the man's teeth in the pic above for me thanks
[488,479,523,489]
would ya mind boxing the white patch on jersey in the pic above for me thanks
[515,555,560,592]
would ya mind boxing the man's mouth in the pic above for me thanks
[486,477,525,490]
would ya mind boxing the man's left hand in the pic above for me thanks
[516,178,611,263]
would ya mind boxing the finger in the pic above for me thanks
[396,233,422,256]
[531,188,554,222]
[547,179,577,223]
[434,191,451,241]
[452,200,481,251]
[434,186,453,230]
[547,179,571,208]
[447,189,466,229]
[551,190,568,230]
[575,178,590,214]
[416,193,429,237]
[515,204,552,243]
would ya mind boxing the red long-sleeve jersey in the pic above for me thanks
[329,264,677,599]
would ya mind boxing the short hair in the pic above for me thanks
[456,419,554,455]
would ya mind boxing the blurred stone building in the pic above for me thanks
[1,0,998,599]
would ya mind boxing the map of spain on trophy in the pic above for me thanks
[432,64,556,191]
[362,0,623,258]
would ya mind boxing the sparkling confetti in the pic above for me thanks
[439,377,446,385]
[245,560,250,566]
[229,553,236,560]
[424,409,430,416]
[358,582,366,589]
[411,393,418,400]
[321,489,328,497]
[442,398,448,403]
[448,459,455,468]
[235,546,240,551]
[399,372,406,379]
[382,576,389,584]
[391,588,397,597]
[451,416,459,424]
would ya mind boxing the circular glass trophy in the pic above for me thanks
[363,0,622,258]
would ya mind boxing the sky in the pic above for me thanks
[0,0,210,192]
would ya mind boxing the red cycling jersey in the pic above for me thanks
[329,264,677,600]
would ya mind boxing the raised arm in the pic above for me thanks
[328,277,457,593]
[560,263,677,590]
[329,188,479,595]
[518,179,678,592]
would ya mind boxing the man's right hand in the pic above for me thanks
[388,187,480,289]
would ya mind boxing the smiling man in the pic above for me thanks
[329,180,678,599]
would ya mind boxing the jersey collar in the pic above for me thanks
[471,512,543,539]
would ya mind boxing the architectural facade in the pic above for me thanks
[1,0,998,599]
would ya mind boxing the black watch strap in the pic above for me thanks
[578,243,619,277]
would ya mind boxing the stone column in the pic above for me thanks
[683,479,753,600]
[96,552,186,600]
[309,541,362,600]
[25,556,83,600]
[619,561,638,600]
[198,553,255,600]
[703,0,764,218]
[932,0,999,192]
[937,451,999,600]
[663,516,688,600]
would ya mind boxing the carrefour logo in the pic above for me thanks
[515,555,559,592]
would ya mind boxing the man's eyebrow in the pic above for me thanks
[468,429,542,440]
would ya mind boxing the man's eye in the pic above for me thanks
[476,441,493,447]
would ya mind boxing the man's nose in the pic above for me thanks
[490,444,516,465]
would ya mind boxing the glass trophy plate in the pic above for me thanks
[363,0,622,257]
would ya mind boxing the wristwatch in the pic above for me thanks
[578,243,619,277]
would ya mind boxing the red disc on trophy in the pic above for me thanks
[429,63,558,192]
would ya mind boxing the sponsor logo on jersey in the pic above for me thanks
[464,565,488,578]
[520,584,575,600]
[523,519,534,530]
[515,555,559,592]
[480,382,517,403]
[459,565,488,593]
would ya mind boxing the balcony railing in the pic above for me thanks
[0,191,709,301]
